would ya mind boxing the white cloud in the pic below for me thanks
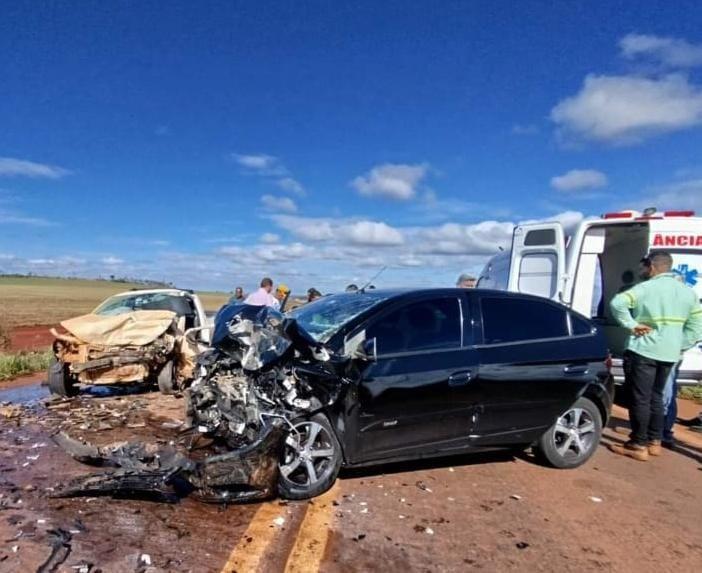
[418,220,516,255]
[101,256,124,265]
[351,163,429,200]
[272,215,335,241]
[260,194,298,213]
[339,221,405,246]
[642,178,702,213]
[276,177,306,196]
[0,157,71,179]
[231,153,281,172]
[260,232,280,244]
[0,208,54,226]
[551,73,702,145]
[620,33,702,68]
[551,169,608,192]
[271,215,404,247]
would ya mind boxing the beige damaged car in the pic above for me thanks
[48,289,212,396]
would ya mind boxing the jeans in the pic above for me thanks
[623,351,674,446]
[662,363,679,443]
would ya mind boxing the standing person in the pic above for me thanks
[307,288,322,303]
[609,252,702,461]
[274,284,291,311]
[228,286,245,304]
[661,363,679,447]
[244,277,278,308]
[456,273,477,288]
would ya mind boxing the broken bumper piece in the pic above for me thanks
[50,423,285,503]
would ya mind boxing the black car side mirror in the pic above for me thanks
[357,337,377,362]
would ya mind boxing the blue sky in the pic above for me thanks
[2,1,702,293]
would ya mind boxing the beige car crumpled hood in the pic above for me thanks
[59,310,178,347]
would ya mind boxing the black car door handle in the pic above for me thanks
[448,371,473,386]
[563,365,589,375]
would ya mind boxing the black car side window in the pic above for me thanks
[571,312,593,336]
[481,297,568,344]
[367,298,461,355]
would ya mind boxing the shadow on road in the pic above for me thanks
[339,449,518,481]
[603,416,702,465]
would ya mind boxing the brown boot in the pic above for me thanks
[608,441,649,461]
[648,440,662,456]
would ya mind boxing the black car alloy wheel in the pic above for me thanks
[535,397,602,469]
[278,413,342,500]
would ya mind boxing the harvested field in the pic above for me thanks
[0,276,229,329]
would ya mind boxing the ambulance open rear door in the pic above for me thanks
[507,223,567,302]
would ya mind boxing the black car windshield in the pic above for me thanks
[94,292,191,317]
[288,292,389,342]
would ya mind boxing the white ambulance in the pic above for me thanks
[477,208,702,385]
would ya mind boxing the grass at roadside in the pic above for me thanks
[0,276,229,328]
[0,350,53,382]
[679,385,702,404]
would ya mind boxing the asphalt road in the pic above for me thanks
[0,378,700,573]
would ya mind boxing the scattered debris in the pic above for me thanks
[272,516,286,527]
[139,553,152,566]
[516,542,530,550]
[0,405,22,419]
[510,494,522,500]
[589,496,603,503]
[36,528,72,573]
[415,480,433,493]
[413,525,435,535]
[70,561,93,573]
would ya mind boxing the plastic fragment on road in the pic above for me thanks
[413,525,434,535]
[272,516,286,527]
[415,480,433,493]
[589,496,603,503]
[510,494,522,500]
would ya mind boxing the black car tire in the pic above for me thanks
[157,360,176,395]
[47,357,78,397]
[535,397,602,469]
[278,413,342,500]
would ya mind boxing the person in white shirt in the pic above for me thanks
[244,277,278,308]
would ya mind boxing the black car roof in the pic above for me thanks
[342,287,576,311]
[346,287,547,300]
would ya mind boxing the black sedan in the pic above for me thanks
[279,288,614,499]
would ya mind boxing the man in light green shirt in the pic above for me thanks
[609,252,702,461]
